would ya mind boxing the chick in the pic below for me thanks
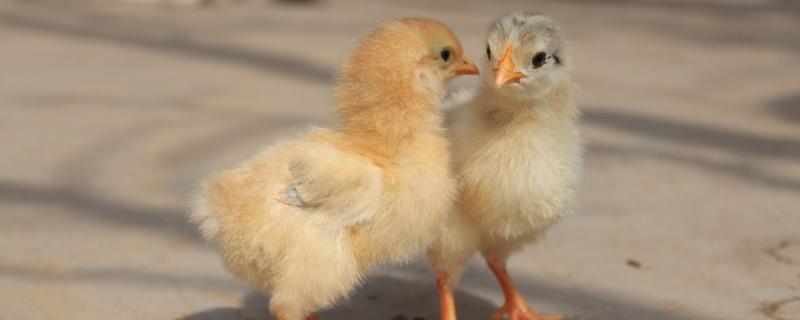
[428,12,582,320]
[189,19,478,320]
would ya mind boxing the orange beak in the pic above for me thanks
[454,57,479,76]
[493,44,526,88]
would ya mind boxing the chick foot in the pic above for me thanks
[485,255,561,320]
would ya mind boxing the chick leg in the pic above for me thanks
[484,254,561,320]
[435,271,458,320]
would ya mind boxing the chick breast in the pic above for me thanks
[447,94,583,248]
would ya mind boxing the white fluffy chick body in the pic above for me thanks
[429,12,582,320]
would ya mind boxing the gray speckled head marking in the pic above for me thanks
[488,11,565,65]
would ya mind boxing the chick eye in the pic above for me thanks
[440,49,451,62]
[532,51,547,68]
[486,45,491,60]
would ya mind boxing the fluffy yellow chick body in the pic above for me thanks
[189,19,478,320]
[429,12,582,320]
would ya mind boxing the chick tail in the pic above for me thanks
[188,174,235,241]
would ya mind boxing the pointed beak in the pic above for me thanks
[454,57,479,76]
[493,44,526,88]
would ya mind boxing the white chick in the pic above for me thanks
[428,12,582,320]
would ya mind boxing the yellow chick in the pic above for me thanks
[428,12,582,320]
[189,19,478,320]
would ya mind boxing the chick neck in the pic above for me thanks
[475,80,577,128]
[333,74,444,162]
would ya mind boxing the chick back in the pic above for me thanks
[188,130,454,309]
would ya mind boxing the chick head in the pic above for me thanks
[338,18,478,106]
[485,12,569,101]
[402,18,480,88]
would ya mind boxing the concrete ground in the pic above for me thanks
[1,0,799,319]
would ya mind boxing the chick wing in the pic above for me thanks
[277,142,384,228]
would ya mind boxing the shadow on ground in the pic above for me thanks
[0,5,334,83]
[767,93,800,125]
[0,260,240,291]
[178,262,714,320]
[0,181,196,240]
[583,109,800,162]
[582,107,800,192]
[178,275,497,320]
[546,0,800,52]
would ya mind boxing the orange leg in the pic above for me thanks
[436,271,458,320]
[485,255,561,320]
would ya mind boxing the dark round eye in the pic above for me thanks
[532,51,547,68]
[486,45,491,60]
[440,49,451,62]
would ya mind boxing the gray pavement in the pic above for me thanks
[1,0,799,319]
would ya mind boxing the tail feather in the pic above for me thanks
[189,175,235,241]
[189,188,220,241]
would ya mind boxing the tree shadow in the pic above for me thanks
[583,109,800,162]
[0,180,198,242]
[0,260,241,291]
[0,93,325,242]
[540,0,800,53]
[582,108,800,191]
[0,7,334,83]
[588,142,800,192]
[766,92,800,124]
[545,0,800,16]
